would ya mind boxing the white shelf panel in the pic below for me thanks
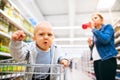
[116,46,120,50]
[0,31,11,39]
[0,52,11,57]
[0,73,24,79]
[115,37,120,45]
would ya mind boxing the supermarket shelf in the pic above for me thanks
[113,18,120,29]
[8,0,37,25]
[116,46,120,51]
[115,37,120,45]
[0,31,11,39]
[0,73,24,79]
[0,52,11,57]
[116,69,120,80]
[117,69,120,72]
[116,77,120,80]
[115,53,120,58]
[0,10,33,36]
[8,0,30,23]
[114,31,120,38]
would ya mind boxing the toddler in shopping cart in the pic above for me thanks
[9,21,69,80]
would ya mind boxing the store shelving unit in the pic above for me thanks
[0,52,11,60]
[0,31,10,39]
[113,18,120,80]
[0,31,11,58]
[0,10,32,36]
[114,19,120,52]
[0,0,33,59]
[0,0,34,78]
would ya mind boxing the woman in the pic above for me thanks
[88,12,118,80]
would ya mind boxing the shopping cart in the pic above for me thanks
[0,59,68,80]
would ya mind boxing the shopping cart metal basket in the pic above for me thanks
[0,59,68,80]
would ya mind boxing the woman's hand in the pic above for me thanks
[87,37,93,47]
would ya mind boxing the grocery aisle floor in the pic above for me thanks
[65,68,94,80]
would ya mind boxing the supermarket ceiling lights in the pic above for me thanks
[97,0,116,10]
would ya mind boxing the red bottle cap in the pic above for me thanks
[82,24,88,29]
[82,22,91,29]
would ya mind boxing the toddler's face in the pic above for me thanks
[33,26,54,51]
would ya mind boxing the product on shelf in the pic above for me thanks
[24,34,32,42]
[0,0,34,60]
[23,19,34,33]
[0,35,10,53]
[1,0,34,34]
[0,0,7,10]
[0,65,26,72]
[0,0,34,34]
[8,23,19,35]
[0,14,9,33]
[114,24,120,49]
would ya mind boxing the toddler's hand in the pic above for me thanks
[11,30,26,41]
[60,59,69,67]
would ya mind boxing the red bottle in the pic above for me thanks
[82,22,92,29]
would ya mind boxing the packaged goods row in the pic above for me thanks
[0,0,34,33]
[0,0,34,58]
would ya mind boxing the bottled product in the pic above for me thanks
[82,22,92,29]
[0,0,6,10]
[0,35,10,53]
